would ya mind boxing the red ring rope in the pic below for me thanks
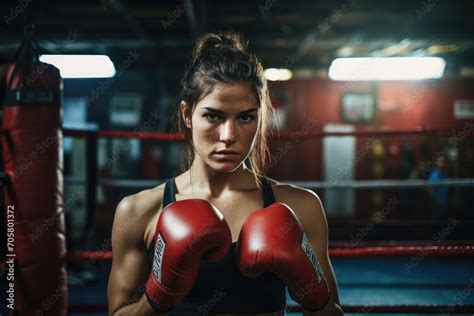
[57,126,474,142]
[66,244,474,262]
[330,245,474,257]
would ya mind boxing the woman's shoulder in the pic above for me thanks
[113,183,167,234]
[117,183,166,213]
[267,178,319,203]
[267,178,325,224]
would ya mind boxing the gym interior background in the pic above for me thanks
[1,0,473,315]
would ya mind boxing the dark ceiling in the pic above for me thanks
[1,0,473,77]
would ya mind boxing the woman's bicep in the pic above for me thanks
[108,247,150,313]
[108,199,150,314]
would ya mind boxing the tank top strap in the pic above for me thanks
[261,176,276,207]
[163,178,176,207]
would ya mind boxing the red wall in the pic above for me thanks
[267,78,474,219]
[268,78,474,181]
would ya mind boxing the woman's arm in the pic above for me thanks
[278,185,343,315]
[107,196,167,316]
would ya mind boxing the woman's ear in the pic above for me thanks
[180,101,192,128]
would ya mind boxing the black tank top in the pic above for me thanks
[148,176,287,315]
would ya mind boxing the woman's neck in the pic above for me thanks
[179,160,255,197]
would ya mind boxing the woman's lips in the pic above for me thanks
[212,151,240,159]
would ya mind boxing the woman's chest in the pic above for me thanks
[178,191,264,242]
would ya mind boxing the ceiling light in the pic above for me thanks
[328,57,445,81]
[39,54,116,78]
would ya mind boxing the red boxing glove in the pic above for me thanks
[237,203,330,310]
[146,199,232,311]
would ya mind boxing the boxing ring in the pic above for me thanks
[1,59,474,315]
[3,123,474,314]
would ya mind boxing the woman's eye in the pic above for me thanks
[238,114,254,123]
[204,113,221,121]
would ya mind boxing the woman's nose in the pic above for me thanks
[219,120,237,144]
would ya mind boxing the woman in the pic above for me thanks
[108,32,343,315]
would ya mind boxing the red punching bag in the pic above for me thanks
[2,59,67,315]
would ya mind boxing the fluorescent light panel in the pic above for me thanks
[329,57,446,81]
[39,55,116,78]
[264,68,293,81]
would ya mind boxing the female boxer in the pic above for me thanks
[108,32,343,316]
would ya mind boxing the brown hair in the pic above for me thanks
[173,32,274,188]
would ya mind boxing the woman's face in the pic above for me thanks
[183,83,259,173]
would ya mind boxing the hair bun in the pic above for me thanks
[193,32,247,60]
